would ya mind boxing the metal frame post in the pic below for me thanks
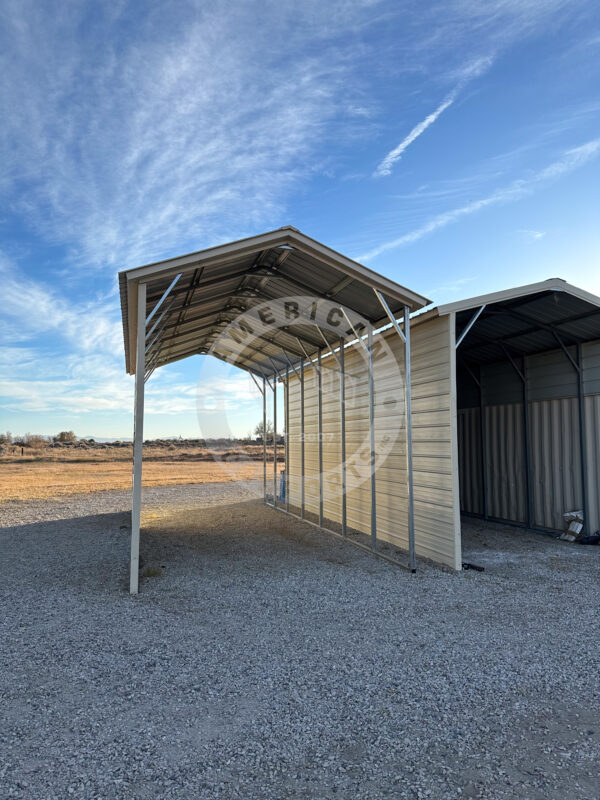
[368,326,377,550]
[273,374,277,507]
[318,348,324,528]
[130,281,146,595]
[260,331,412,572]
[262,376,267,503]
[285,366,290,512]
[501,346,533,528]
[546,336,589,532]
[300,359,305,518]
[373,291,416,569]
[576,344,589,530]
[340,336,347,536]
[404,306,416,571]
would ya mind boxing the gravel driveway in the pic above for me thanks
[1,481,599,799]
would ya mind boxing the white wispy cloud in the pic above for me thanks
[1,1,589,271]
[0,253,262,421]
[374,58,493,177]
[517,229,547,241]
[0,1,385,272]
[371,0,593,178]
[360,138,600,260]
[0,363,257,416]
[0,256,122,355]
[0,0,596,435]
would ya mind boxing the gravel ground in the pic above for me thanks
[1,481,599,799]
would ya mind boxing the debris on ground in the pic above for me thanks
[577,533,600,545]
[560,510,585,542]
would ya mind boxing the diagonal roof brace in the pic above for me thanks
[340,308,369,355]
[374,288,406,344]
[146,273,182,326]
[456,304,486,348]
[120,227,430,375]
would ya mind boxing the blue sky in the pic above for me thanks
[1,0,599,439]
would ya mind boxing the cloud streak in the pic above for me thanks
[375,93,457,177]
[1,1,587,270]
[361,138,600,260]
[374,57,493,177]
[0,253,262,425]
[0,1,385,272]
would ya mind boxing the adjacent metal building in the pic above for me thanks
[444,279,600,537]
[119,228,600,592]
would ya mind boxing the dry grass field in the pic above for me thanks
[0,442,277,502]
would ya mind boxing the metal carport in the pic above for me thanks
[119,227,430,594]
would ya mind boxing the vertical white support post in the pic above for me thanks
[340,336,347,537]
[130,281,146,595]
[262,376,267,503]
[404,305,416,572]
[273,374,277,507]
[285,366,290,513]
[318,349,323,527]
[300,359,305,518]
[368,325,376,550]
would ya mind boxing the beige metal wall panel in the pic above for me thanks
[287,315,460,570]
[457,407,483,515]
[457,395,596,532]
[485,403,527,523]
[529,397,582,529]
[455,336,600,535]
[585,394,600,533]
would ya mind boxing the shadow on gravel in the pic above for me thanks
[1,510,132,595]
[138,498,374,579]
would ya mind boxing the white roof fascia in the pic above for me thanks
[121,227,430,309]
[437,278,600,316]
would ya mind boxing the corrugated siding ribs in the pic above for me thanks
[287,315,461,570]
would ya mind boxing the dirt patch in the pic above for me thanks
[0,459,267,502]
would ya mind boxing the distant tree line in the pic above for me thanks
[0,430,78,447]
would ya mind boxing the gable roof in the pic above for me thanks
[438,278,600,365]
[119,226,430,375]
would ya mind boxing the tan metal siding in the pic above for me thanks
[458,396,600,532]
[457,407,483,515]
[485,403,527,523]
[458,340,600,532]
[529,397,583,529]
[287,315,460,570]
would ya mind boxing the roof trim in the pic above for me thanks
[120,227,430,307]
[119,226,431,374]
[437,278,600,315]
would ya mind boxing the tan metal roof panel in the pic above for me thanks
[119,227,431,376]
